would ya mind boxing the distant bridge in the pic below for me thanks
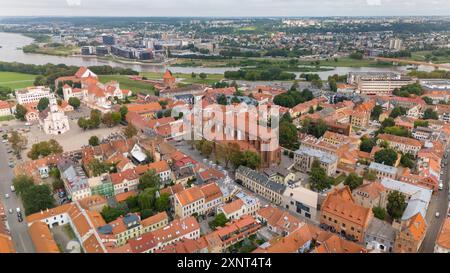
[373,57,450,70]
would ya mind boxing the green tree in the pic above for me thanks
[33,75,47,86]
[374,148,398,166]
[400,153,415,169]
[119,105,128,121]
[386,191,407,220]
[199,73,207,80]
[372,206,387,220]
[68,97,81,109]
[413,120,429,128]
[236,151,261,170]
[344,173,363,191]
[138,188,157,210]
[209,213,229,230]
[27,139,63,160]
[279,120,299,150]
[301,118,328,138]
[155,193,170,212]
[8,130,27,156]
[37,97,50,112]
[371,105,383,120]
[14,104,28,121]
[123,123,138,138]
[389,106,407,119]
[217,94,227,105]
[423,108,438,120]
[89,135,100,146]
[52,179,64,191]
[138,169,161,191]
[101,205,127,223]
[12,175,35,196]
[88,159,112,177]
[359,136,376,153]
[78,117,89,130]
[22,184,55,215]
[309,160,332,192]
[89,109,102,128]
[216,142,240,168]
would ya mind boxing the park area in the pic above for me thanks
[0,71,36,89]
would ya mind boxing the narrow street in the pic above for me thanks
[420,149,449,253]
[0,137,34,253]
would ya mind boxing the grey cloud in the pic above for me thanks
[0,0,448,16]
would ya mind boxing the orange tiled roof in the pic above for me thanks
[436,218,450,250]
[141,211,168,228]
[175,186,205,206]
[321,186,372,228]
[378,134,422,147]
[28,221,59,253]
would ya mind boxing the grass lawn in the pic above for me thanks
[0,72,36,89]
[333,173,347,186]
[0,115,15,122]
[140,72,224,85]
[410,50,450,64]
[298,57,387,67]
[99,75,155,95]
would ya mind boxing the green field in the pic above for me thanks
[174,56,390,69]
[410,50,450,64]
[139,72,224,85]
[0,72,36,89]
[99,75,156,95]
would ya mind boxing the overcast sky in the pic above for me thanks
[0,0,448,17]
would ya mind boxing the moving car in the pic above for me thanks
[4,193,9,199]
[435,212,440,218]
[8,209,13,214]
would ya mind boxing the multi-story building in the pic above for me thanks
[282,186,319,220]
[110,169,140,195]
[128,216,200,253]
[351,101,374,128]
[393,212,427,253]
[204,216,261,252]
[377,134,422,156]
[98,213,142,246]
[235,166,286,205]
[434,218,450,253]
[174,182,223,218]
[294,146,338,176]
[352,181,387,209]
[347,72,415,95]
[380,178,432,222]
[87,175,114,198]
[15,86,51,104]
[364,217,396,253]
[368,162,398,180]
[0,100,13,117]
[320,186,373,242]
[58,160,91,201]
[217,192,260,221]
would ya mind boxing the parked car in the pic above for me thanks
[439,183,444,190]
[16,207,20,213]
[10,185,15,192]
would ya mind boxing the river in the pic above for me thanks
[0,32,435,79]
